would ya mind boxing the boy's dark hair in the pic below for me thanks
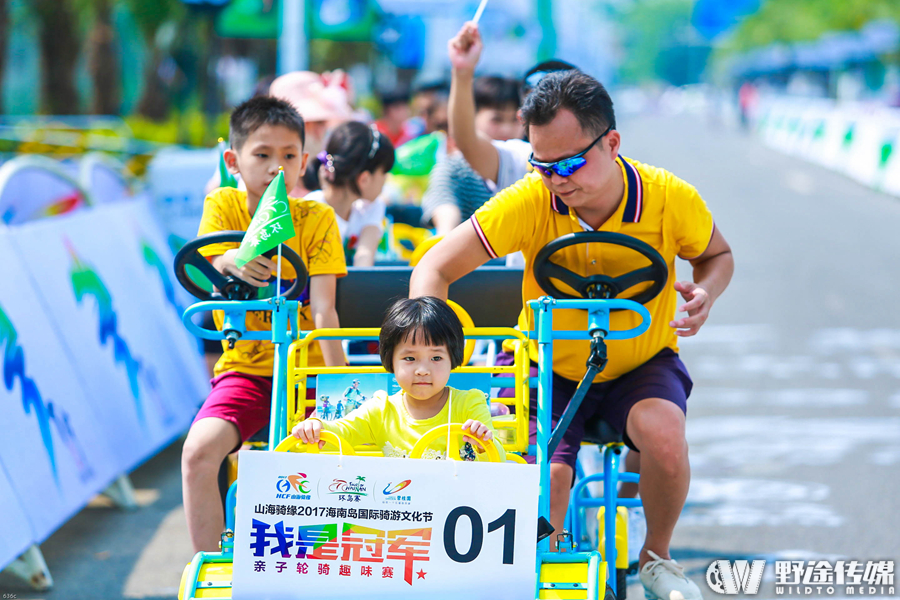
[379,297,465,372]
[229,96,306,150]
[379,89,411,109]
[520,70,615,138]
[414,80,450,95]
[474,76,521,112]
[307,121,395,194]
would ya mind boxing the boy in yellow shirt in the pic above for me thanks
[182,96,347,553]
[292,297,503,461]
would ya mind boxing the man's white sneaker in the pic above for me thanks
[639,550,702,600]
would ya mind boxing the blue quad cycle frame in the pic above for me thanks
[172,228,669,600]
[531,230,668,600]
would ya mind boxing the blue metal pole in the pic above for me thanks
[587,307,610,338]
[535,297,555,552]
[532,297,556,598]
[269,297,289,448]
[604,446,622,596]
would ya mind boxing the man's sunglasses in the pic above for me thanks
[528,126,612,178]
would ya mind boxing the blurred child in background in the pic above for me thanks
[306,121,396,267]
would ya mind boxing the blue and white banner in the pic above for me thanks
[81,155,133,206]
[0,199,210,569]
[0,232,120,542]
[9,205,207,470]
[0,159,87,225]
[95,201,210,406]
[0,464,33,571]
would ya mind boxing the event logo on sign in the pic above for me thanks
[381,479,413,505]
[0,303,93,488]
[275,473,311,500]
[328,476,368,502]
[383,480,411,495]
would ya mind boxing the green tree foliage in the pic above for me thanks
[28,0,146,115]
[309,39,373,74]
[123,0,185,120]
[0,0,7,113]
[724,0,900,52]
[32,0,81,114]
[617,0,697,84]
[87,0,121,114]
[123,0,184,42]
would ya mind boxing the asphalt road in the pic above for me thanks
[622,112,900,597]
[2,112,899,599]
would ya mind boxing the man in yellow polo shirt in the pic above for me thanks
[410,70,733,600]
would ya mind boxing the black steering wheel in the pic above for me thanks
[533,231,667,306]
[174,231,308,301]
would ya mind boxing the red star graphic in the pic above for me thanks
[416,569,427,580]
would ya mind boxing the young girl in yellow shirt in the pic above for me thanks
[291,296,503,460]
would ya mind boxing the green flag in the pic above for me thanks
[391,132,444,177]
[218,138,239,189]
[234,169,296,268]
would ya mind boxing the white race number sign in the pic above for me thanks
[232,451,539,600]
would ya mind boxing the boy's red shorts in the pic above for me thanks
[192,371,314,450]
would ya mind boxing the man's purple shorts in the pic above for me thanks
[495,348,692,470]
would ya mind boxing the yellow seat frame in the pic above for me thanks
[285,326,531,456]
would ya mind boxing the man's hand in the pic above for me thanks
[670,281,711,337]
[448,22,483,72]
[461,419,493,452]
[215,248,276,287]
[291,418,326,450]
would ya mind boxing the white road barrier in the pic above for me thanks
[754,96,900,198]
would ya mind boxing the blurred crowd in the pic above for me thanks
[206,22,582,268]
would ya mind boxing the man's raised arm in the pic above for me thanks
[448,22,502,184]
[409,221,492,299]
